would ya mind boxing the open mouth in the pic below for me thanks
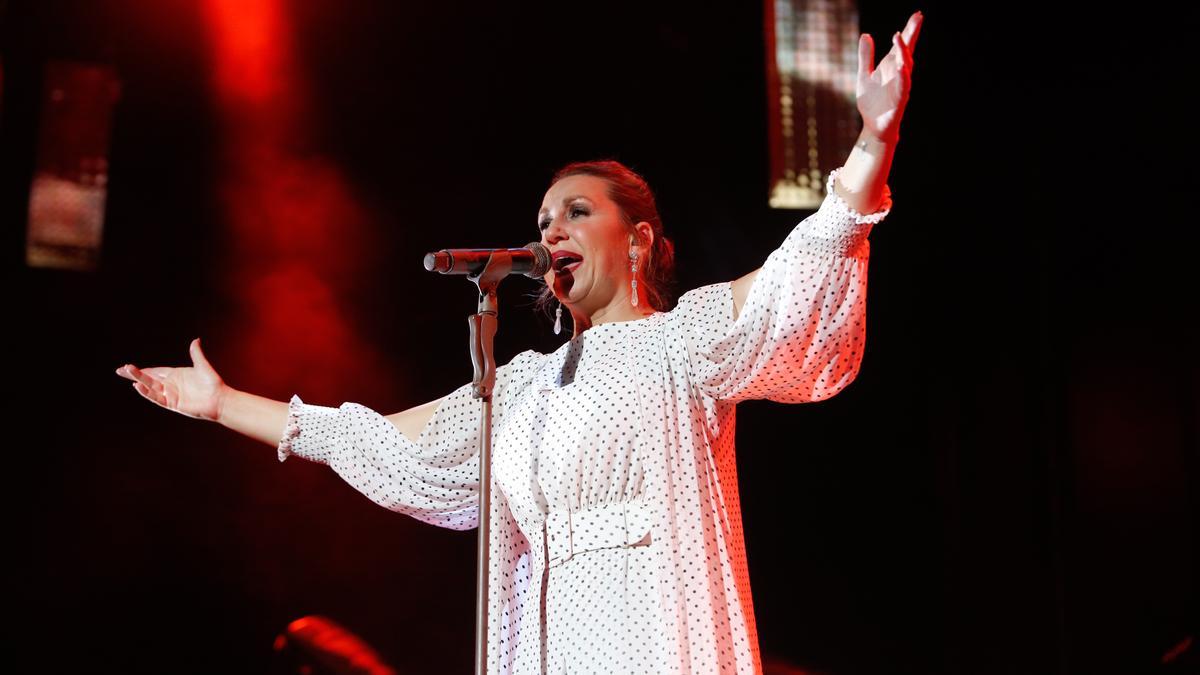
[552,252,584,274]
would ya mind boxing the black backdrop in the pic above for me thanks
[4,1,1196,673]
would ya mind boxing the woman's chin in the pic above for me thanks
[555,276,588,306]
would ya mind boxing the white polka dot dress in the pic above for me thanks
[277,167,892,674]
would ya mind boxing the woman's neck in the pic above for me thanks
[571,294,656,337]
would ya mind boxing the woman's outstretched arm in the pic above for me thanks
[196,385,445,446]
[116,338,442,447]
[215,387,290,447]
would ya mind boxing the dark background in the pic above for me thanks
[4,1,1196,673]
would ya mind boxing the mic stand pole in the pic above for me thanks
[465,255,510,675]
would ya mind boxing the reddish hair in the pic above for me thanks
[535,160,677,319]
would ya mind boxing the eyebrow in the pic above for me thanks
[537,195,593,219]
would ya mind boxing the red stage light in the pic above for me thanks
[202,0,391,401]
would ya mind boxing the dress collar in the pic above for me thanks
[533,315,659,391]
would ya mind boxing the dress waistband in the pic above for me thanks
[545,499,653,568]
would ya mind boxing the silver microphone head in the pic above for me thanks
[523,242,551,277]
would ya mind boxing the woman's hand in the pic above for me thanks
[115,338,228,422]
[857,11,923,143]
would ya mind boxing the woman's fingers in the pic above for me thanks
[126,364,166,397]
[858,33,874,80]
[116,363,155,382]
[892,33,906,70]
[189,337,215,374]
[889,11,922,74]
[130,365,160,390]
[902,11,923,53]
[142,366,173,382]
[858,11,922,88]
[132,380,167,407]
[116,364,171,395]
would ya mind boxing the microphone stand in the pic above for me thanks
[464,254,510,675]
[424,242,547,674]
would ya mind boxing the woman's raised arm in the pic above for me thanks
[729,10,922,318]
[834,10,921,213]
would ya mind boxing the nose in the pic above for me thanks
[541,216,568,245]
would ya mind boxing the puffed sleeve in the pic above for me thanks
[675,166,892,404]
[275,349,544,530]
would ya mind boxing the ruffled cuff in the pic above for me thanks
[276,395,304,462]
[826,166,893,224]
[799,166,892,257]
[277,394,343,464]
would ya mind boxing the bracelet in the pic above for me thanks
[856,133,899,151]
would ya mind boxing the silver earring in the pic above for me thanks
[554,301,563,335]
[629,251,639,307]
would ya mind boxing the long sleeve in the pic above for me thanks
[276,349,544,530]
[676,166,892,404]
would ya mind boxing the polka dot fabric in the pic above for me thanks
[277,166,891,674]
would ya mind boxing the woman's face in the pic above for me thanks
[538,174,632,316]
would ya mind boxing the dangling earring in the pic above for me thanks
[629,250,639,307]
[553,301,563,335]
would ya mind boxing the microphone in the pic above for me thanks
[423,242,551,278]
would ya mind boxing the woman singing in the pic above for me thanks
[117,11,922,673]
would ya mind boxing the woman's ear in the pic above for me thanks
[632,221,654,254]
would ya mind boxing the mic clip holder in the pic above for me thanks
[466,252,513,401]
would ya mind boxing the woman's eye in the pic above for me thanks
[538,206,587,231]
